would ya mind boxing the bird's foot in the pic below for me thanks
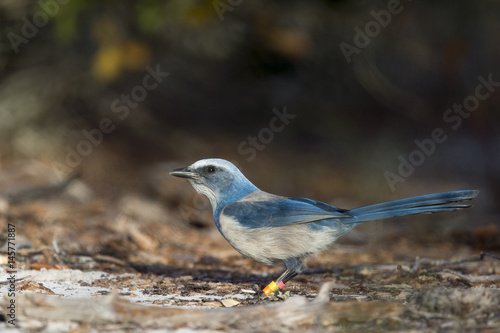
[262,280,286,295]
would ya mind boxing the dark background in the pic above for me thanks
[1,0,498,239]
[1,3,499,330]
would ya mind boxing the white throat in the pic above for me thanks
[189,180,218,213]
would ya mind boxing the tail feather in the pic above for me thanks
[345,190,478,223]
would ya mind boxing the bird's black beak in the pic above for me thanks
[169,167,197,179]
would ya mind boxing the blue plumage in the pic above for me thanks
[222,198,348,229]
[170,158,478,294]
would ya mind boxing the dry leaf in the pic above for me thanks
[219,298,240,308]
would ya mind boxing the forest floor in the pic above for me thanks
[1,158,499,332]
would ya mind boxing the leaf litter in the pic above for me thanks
[0,157,499,332]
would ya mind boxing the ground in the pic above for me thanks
[0,158,499,332]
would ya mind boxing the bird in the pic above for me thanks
[170,158,478,295]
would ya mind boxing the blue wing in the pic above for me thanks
[219,190,478,230]
[221,196,352,229]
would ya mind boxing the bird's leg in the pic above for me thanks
[262,269,295,296]
[262,258,305,295]
[276,268,299,285]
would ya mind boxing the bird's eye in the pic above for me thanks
[205,166,216,174]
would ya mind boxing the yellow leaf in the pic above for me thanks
[91,44,124,81]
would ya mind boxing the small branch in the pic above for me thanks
[92,254,128,267]
[411,251,500,274]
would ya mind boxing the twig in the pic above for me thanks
[92,254,128,266]
[441,269,470,282]
[411,251,500,274]
[479,251,500,261]
[16,246,52,255]
[0,275,31,285]
[466,304,500,318]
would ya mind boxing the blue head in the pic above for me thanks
[170,158,259,214]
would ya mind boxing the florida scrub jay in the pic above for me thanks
[170,158,478,295]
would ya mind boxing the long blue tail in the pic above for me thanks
[345,190,479,223]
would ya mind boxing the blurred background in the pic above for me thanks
[0,0,499,267]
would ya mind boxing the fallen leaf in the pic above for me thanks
[241,289,256,294]
[31,262,57,270]
[17,280,54,294]
[219,298,240,308]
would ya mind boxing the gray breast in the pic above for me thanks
[217,213,339,265]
